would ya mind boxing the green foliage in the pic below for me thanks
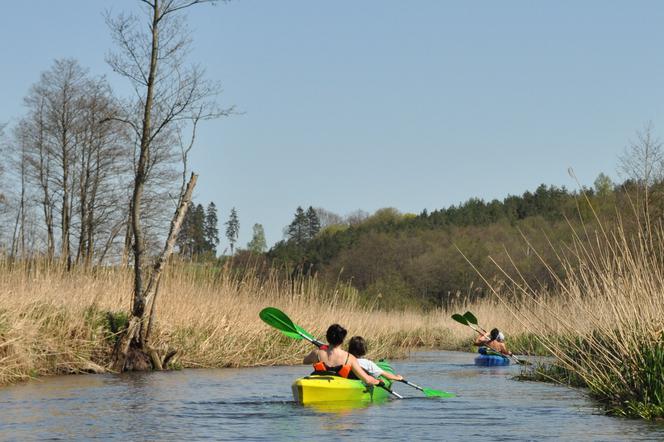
[225,207,240,254]
[82,305,129,344]
[306,206,320,239]
[103,311,129,344]
[519,334,664,419]
[263,180,633,309]
[204,202,220,255]
[177,199,219,260]
[247,223,267,253]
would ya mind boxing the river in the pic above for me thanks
[1,351,662,441]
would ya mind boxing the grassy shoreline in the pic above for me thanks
[2,223,661,422]
[0,260,500,386]
[485,217,664,420]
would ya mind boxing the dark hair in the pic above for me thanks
[348,336,367,357]
[326,324,347,347]
[490,328,500,341]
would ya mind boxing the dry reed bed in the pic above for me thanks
[489,220,664,419]
[0,260,528,387]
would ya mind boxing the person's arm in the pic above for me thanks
[350,356,379,385]
[381,371,403,381]
[363,359,403,381]
[473,333,490,346]
[303,349,319,364]
[498,343,512,356]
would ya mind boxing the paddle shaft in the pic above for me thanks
[401,380,425,391]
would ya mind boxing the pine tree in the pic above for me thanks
[225,207,240,255]
[306,206,320,240]
[204,202,219,256]
[247,223,267,253]
[191,204,206,256]
[176,202,196,258]
[286,206,308,245]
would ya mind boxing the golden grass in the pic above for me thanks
[481,216,664,418]
[0,258,530,386]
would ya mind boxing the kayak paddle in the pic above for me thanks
[451,311,531,366]
[259,307,403,399]
[399,379,456,398]
[463,311,482,330]
[259,307,326,348]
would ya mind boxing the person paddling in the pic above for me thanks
[303,324,380,385]
[347,336,404,381]
[473,328,513,357]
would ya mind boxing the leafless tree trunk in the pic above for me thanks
[10,133,28,260]
[112,172,197,371]
[107,0,229,371]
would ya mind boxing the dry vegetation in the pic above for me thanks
[0,259,524,386]
[484,216,664,419]
[4,212,661,420]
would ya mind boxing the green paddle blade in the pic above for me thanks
[259,307,300,338]
[451,313,469,325]
[423,388,456,398]
[259,307,317,342]
[463,311,478,325]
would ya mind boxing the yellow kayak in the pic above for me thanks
[292,374,391,404]
[292,360,395,405]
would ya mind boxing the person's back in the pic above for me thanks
[303,324,379,384]
[315,347,351,371]
[474,328,512,356]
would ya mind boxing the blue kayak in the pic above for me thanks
[475,347,510,366]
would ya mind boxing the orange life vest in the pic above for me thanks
[312,353,351,378]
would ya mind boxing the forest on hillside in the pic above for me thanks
[220,156,663,309]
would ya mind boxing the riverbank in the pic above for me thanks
[0,260,531,387]
[3,223,661,422]
[489,218,664,420]
[5,350,664,440]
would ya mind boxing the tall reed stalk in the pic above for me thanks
[483,217,664,419]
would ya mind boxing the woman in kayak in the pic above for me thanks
[474,328,513,356]
[347,336,403,381]
[303,324,380,385]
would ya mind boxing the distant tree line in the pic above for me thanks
[265,151,662,309]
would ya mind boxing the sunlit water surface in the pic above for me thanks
[1,351,663,441]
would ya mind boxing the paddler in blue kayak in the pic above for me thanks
[474,328,513,356]
[303,324,381,385]
[347,336,404,381]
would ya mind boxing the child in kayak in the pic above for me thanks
[474,328,513,356]
[347,336,403,381]
[303,324,380,385]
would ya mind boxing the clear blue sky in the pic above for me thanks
[2,1,664,249]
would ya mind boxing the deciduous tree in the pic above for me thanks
[247,223,267,253]
[107,0,228,372]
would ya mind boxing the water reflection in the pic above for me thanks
[0,352,662,441]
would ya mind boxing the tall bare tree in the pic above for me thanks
[73,77,130,266]
[20,94,57,258]
[618,122,664,225]
[106,0,229,371]
[18,60,130,264]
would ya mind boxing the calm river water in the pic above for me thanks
[1,351,663,441]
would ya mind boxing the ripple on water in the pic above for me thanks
[0,351,663,441]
